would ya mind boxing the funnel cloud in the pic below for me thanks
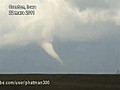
[40,41,63,64]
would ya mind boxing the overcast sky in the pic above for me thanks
[0,0,120,74]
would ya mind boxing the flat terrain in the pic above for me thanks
[0,74,120,90]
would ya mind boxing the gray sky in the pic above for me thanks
[0,0,120,74]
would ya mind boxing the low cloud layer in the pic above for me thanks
[0,0,120,63]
